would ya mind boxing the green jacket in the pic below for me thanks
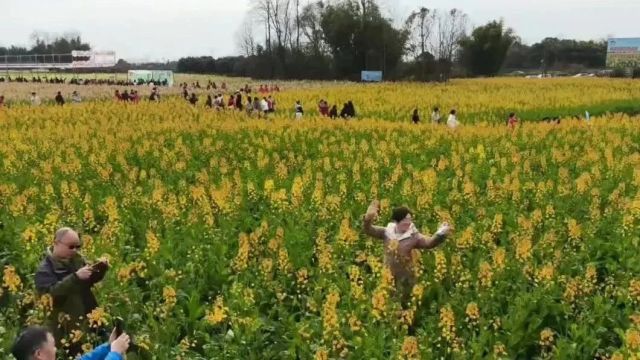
[34,248,106,337]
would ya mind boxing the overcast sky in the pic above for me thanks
[1,0,639,62]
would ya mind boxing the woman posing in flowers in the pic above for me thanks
[362,200,451,305]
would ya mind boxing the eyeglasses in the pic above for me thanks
[62,242,81,250]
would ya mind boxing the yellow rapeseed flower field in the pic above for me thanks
[0,78,639,359]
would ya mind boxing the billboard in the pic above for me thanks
[606,38,640,68]
[361,71,383,82]
[71,51,117,68]
[128,70,174,86]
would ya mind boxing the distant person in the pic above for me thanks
[507,112,518,129]
[216,94,225,110]
[340,102,349,118]
[205,95,213,108]
[121,90,130,102]
[294,100,304,119]
[268,96,276,112]
[346,101,356,118]
[253,96,261,115]
[228,93,235,108]
[149,88,160,102]
[114,90,121,101]
[71,91,82,104]
[235,93,243,111]
[447,109,459,129]
[246,97,254,115]
[260,97,269,116]
[318,100,329,116]
[0,95,5,108]
[431,107,441,124]
[412,108,420,124]
[54,91,65,106]
[266,96,274,113]
[329,105,338,119]
[189,93,198,105]
[30,92,42,106]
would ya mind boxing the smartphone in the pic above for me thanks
[114,317,124,337]
[91,261,108,273]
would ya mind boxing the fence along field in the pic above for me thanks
[0,78,639,359]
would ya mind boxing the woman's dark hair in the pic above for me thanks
[509,112,515,117]
[391,206,412,223]
[11,326,50,360]
[433,107,439,112]
[450,109,456,115]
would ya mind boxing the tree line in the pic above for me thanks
[176,0,609,80]
[0,32,91,57]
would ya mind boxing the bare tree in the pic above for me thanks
[295,0,300,50]
[236,16,257,56]
[431,8,468,62]
[254,0,273,53]
[405,7,435,59]
[300,1,327,55]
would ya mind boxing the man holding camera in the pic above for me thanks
[34,227,109,352]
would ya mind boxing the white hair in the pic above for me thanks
[54,227,75,242]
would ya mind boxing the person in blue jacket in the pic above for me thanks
[11,326,130,360]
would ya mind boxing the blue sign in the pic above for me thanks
[607,38,640,68]
[361,71,383,82]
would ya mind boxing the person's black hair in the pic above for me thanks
[450,109,456,115]
[11,326,50,360]
[433,107,439,112]
[509,112,515,118]
[391,206,412,223]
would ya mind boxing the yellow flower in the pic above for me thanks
[86,307,107,328]
[567,218,582,244]
[492,247,506,271]
[161,286,177,316]
[630,279,640,303]
[539,328,555,347]
[145,230,160,256]
[2,265,22,294]
[515,236,532,262]
[493,342,507,358]
[434,252,447,282]
[400,336,420,359]
[534,263,555,286]
[70,329,83,343]
[314,347,329,360]
[439,305,456,343]
[371,288,388,320]
[627,328,640,350]
[322,289,340,339]
[81,343,94,354]
[348,313,362,332]
[205,296,228,325]
[465,302,480,326]
[296,268,309,287]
